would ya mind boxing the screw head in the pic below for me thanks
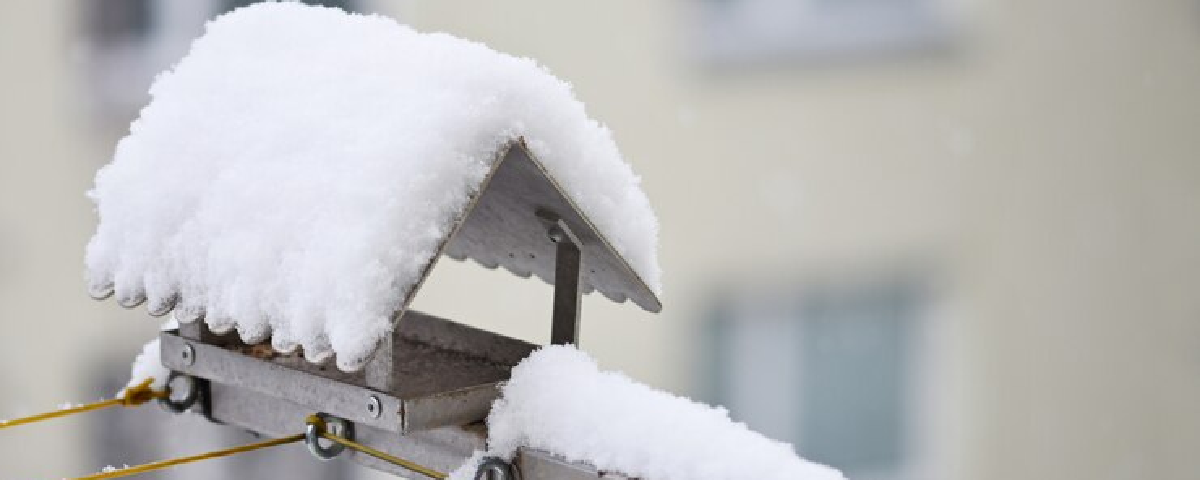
[367,395,381,418]
[181,344,196,366]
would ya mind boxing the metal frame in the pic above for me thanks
[160,326,628,479]
[171,310,534,434]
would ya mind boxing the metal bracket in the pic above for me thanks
[164,311,535,434]
[538,210,583,346]
[158,327,630,479]
[476,456,519,480]
[306,413,354,460]
[157,371,203,414]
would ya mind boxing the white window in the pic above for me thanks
[78,0,363,122]
[694,0,955,66]
[703,272,943,480]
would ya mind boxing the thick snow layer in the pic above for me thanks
[86,3,661,370]
[479,346,845,480]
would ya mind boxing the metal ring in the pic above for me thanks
[475,457,517,480]
[306,413,353,460]
[157,372,199,414]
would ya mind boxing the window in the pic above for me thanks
[694,0,954,66]
[84,0,153,45]
[703,272,936,479]
[78,0,363,123]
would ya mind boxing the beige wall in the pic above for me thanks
[393,2,1200,479]
[0,0,1197,479]
[0,1,162,478]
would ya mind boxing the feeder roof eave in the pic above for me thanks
[391,139,662,328]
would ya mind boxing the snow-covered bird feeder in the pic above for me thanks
[153,135,661,419]
[146,138,659,477]
[85,4,665,479]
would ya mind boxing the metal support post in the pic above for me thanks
[547,217,582,346]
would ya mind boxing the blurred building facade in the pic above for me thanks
[1,1,1198,479]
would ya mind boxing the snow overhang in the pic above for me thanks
[85,3,662,370]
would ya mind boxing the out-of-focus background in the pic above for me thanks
[2,0,1198,479]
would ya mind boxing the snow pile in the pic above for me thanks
[123,338,170,396]
[86,3,660,370]
[478,346,845,480]
[124,317,177,396]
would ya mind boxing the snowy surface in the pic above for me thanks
[475,345,845,480]
[86,3,661,370]
[124,337,169,396]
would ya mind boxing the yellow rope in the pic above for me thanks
[78,415,447,479]
[305,414,448,479]
[4,385,446,479]
[72,433,306,479]
[0,378,166,430]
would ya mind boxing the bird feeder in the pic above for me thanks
[115,139,661,479]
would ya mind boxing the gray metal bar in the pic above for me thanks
[162,311,537,434]
[177,319,235,344]
[160,330,405,433]
[401,384,500,433]
[548,217,583,346]
[396,310,536,367]
[205,381,482,478]
[517,449,634,480]
[178,372,617,479]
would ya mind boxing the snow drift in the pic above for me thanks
[455,345,845,480]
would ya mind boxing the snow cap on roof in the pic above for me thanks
[85,3,661,370]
